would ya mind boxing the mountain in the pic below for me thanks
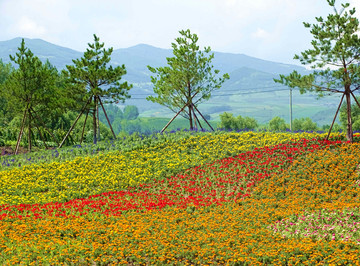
[0,37,82,69]
[0,37,340,125]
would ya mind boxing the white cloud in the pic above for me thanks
[252,28,271,40]
[13,16,46,36]
[0,0,356,65]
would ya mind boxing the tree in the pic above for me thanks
[275,0,360,142]
[269,116,288,131]
[147,29,229,131]
[219,112,238,130]
[218,112,258,130]
[99,104,124,125]
[123,105,139,120]
[61,34,132,146]
[0,60,13,127]
[292,117,318,131]
[3,39,60,153]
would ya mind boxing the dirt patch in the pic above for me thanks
[0,146,29,156]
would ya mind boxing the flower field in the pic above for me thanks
[0,131,360,265]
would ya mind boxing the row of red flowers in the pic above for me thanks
[0,138,343,220]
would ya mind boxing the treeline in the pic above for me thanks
[99,104,348,135]
[0,36,133,151]
[218,110,354,132]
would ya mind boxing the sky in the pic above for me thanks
[0,0,359,65]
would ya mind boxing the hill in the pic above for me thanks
[0,37,340,125]
[0,131,359,264]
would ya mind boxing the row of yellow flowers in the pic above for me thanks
[1,142,359,264]
[0,131,336,205]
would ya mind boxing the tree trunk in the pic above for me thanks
[289,88,293,131]
[28,110,32,152]
[93,95,97,145]
[187,81,193,130]
[345,88,353,142]
[188,104,193,130]
[96,96,100,142]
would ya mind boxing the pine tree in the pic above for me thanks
[62,34,132,145]
[275,0,360,142]
[3,39,59,153]
[147,29,229,130]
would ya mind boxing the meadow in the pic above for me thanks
[0,130,359,265]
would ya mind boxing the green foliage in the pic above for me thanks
[3,39,59,114]
[0,59,12,84]
[62,34,132,144]
[99,104,123,124]
[63,34,132,104]
[147,29,229,129]
[97,103,217,136]
[292,117,318,131]
[218,112,258,130]
[275,1,360,94]
[1,39,64,150]
[0,59,14,127]
[120,119,143,135]
[269,116,288,131]
[123,105,139,120]
[322,123,342,132]
[274,0,360,140]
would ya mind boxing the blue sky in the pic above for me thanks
[0,0,359,65]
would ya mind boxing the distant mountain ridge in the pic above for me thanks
[0,37,339,125]
[0,37,305,78]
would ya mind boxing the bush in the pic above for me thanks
[218,112,258,130]
[268,116,288,131]
[292,117,318,131]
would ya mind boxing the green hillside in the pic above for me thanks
[0,37,340,125]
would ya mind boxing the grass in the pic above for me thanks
[0,130,359,265]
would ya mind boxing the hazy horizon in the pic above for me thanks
[1,0,359,66]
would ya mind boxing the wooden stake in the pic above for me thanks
[161,92,200,133]
[192,104,215,131]
[59,96,92,148]
[15,106,28,155]
[345,90,353,142]
[80,110,89,145]
[350,91,360,109]
[30,107,59,146]
[326,93,345,140]
[98,97,117,139]
[161,103,189,133]
[191,104,203,130]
